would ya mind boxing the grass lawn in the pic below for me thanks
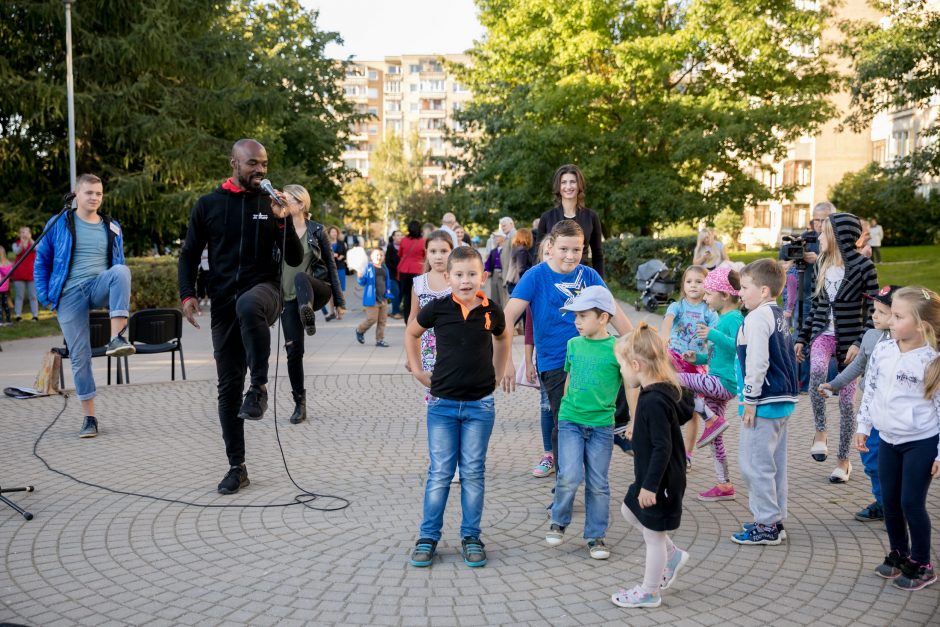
[729,245,940,294]
[0,310,61,343]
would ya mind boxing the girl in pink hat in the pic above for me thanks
[679,266,745,501]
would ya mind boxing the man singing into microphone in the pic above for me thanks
[178,139,302,495]
[34,174,136,438]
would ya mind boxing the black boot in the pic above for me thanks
[289,389,307,424]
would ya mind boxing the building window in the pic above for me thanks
[892,130,910,159]
[452,82,468,92]
[410,102,419,112]
[367,106,378,116]
[368,125,378,135]
[409,84,419,93]
[344,86,359,96]
[386,65,400,74]
[782,160,812,187]
[387,120,402,134]
[426,62,443,73]
[385,81,400,93]
[385,101,401,111]
[368,70,378,81]
[367,88,378,98]
[409,64,422,73]
[872,140,886,163]
[421,79,445,92]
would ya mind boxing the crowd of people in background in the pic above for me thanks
[5,151,937,608]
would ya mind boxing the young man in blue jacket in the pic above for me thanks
[34,174,136,438]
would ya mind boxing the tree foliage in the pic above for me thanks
[841,1,940,176]
[370,130,426,218]
[0,0,357,253]
[451,0,839,234]
[340,178,380,236]
[829,163,939,245]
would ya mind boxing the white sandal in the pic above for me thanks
[829,463,852,483]
[810,440,828,462]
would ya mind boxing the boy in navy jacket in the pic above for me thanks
[732,259,799,546]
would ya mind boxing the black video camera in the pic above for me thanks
[781,232,818,262]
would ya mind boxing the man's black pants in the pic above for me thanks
[210,282,280,467]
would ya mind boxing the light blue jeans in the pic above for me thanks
[56,265,131,400]
[418,395,496,541]
[551,420,613,539]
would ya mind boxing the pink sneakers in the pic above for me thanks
[532,453,555,477]
[696,416,729,448]
[698,485,735,501]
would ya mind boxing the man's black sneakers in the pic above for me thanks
[217,464,250,495]
[238,385,268,420]
[79,416,98,438]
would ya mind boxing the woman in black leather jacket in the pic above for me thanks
[280,184,346,423]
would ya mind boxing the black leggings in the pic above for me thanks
[281,274,333,393]
[879,434,938,564]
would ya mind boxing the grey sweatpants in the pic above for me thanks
[739,416,789,525]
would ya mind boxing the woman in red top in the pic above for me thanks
[398,220,426,323]
[12,226,40,321]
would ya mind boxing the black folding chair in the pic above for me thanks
[128,308,186,381]
[53,310,127,389]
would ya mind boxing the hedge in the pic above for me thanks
[602,235,697,288]
[125,256,181,311]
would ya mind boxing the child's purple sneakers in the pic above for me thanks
[894,560,937,590]
[698,485,735,501]
[532,453,555,477]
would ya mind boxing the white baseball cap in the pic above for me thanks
[559,285,616,315]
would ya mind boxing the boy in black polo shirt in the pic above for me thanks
[404,246,512,568]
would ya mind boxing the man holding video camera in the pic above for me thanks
[779,201,833,391]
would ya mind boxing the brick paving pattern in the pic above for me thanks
[1,305,938,625]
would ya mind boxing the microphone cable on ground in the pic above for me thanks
[29,203,351,512]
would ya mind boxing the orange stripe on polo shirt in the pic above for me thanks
[451,291,490,320]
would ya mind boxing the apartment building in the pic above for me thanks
[339,54,472,187]
[739,0,880,248]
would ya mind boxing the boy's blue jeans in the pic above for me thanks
[551,420,613,539]
[419,396,496,541]
[539,385,553,453]
[56,265,131,401]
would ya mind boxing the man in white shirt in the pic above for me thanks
[868,218,884,263]
[440,212,459,247]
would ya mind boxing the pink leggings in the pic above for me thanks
[679,373,733,484]
[809,334,857,460]
[669,349,707,375]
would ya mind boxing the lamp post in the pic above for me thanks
[64,0,77,189]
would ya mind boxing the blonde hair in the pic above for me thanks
[615,322,681,395]
[814,218,844,299]
[537,237,551,262]
[283,184,311,217]
[893,287,940,398]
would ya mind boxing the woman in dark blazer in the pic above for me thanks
[534,164,605,278]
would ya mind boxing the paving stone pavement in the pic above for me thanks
[1,303,939,626]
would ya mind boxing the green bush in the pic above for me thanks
[603,235,697,287]
[125,256,181,311]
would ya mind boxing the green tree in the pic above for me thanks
[829,163,939,245]
[0,0,357,253]
[713,208,744,251]
[452,0,839,234]
[841,1,940,176]
[340,178,380,239]
[370,130,426,222]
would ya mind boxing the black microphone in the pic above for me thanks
[260,179,285,207]
[63,192,76,204]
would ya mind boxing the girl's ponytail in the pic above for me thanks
[616,321,681,396]
[925,356,940,399]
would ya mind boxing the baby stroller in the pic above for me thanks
[634,258,680,313]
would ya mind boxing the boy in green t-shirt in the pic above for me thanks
[545,285,622,560]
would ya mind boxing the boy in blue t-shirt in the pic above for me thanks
[503,220,633,459]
